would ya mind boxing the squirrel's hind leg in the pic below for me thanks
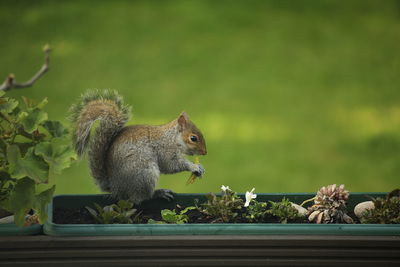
[109,163,160,204]
[152,189,175,201]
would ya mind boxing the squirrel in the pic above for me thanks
[69,89,206,204]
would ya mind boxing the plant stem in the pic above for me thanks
[300,197,316,207]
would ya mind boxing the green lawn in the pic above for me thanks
[1,0,399,195]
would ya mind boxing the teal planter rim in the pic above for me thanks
[0,223,42,236]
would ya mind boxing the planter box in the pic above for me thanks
[1,193,399,266]
[43,193,400,236]
[0,223,42,236]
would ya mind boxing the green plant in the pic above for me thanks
[148,206,196,224]
[267,197,303,224]
[245,201,267,222]
[86,200,141,224]
[199,186,244,223]
[361,189,400,224]
[0,92,76,226]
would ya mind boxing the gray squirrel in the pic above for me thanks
[69,89,206,204]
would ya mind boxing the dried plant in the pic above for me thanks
[307,184,354,224]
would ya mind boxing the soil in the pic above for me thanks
[53,204,359,225]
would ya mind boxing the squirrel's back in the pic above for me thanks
[69,89,131,191]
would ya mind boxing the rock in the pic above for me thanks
[354,201,375,219]
[291,203,308,216]
[0,215,14,224]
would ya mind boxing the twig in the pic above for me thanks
[0,45,51,91]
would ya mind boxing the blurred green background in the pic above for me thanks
[1,0,399,194]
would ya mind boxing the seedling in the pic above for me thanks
[148,206,196,224]
[245,201,268,222]
[267,197,303,224]
[361,189,400,224]
[86,200,141,224]
[199,185,244,223]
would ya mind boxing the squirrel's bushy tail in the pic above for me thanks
[69,89,131,191]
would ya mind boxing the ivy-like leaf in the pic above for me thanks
[1,177,36,226]
[34,138,76,174]
[33,185,56,224]
[0,97,18,114]
[16,111,28,123]
[20,108,48,133]
[42,120,69,137]
[7,145,49,183]
[22,96,48,109]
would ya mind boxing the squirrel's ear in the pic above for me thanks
[178,112,189,130]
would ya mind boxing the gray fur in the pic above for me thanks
[70,90,204,204]
[106,123,202,204]
[69,89,130,193]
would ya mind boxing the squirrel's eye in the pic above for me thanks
[190,135,198,142]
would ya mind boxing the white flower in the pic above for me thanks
[244,188,257,207]
[221,185,230,192]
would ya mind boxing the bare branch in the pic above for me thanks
[0,45,51,91]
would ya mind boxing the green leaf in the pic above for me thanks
[20,108,48,133]
[86,206,98,217]
[16,111,28,122]
[33,185,56,224]
[117,199,133,210]
[7,145,49,183]
[42,120,69,137]
[0,97,18,114]
[34,138,76,174]
[147,219,165,224]
[0,91,5,97]
[1,177,36,226]
[181,206,196,214]
[22,96,48,109]
[35,97,48,109]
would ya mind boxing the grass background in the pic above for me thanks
[1,0,399,195]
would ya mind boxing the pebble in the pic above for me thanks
[0,215,14,224]
[291,203,308,216]
[354,201,375,219]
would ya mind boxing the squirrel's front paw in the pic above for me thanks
[192,164,205,177]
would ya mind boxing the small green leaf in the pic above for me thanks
[35,97,48,109]
[117,199,133,210]
[33,185,56,224]
[21,96,35,109]
[21,108,48,133]
[7,145,49,183]
[16,111,28,122]
[147,219,165,224]
[0,97,18,114]
[181,206,196,214]
[42,120,69,137]
[86,206,98,217]
[22,96,48,109]
[34,138,76,174]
